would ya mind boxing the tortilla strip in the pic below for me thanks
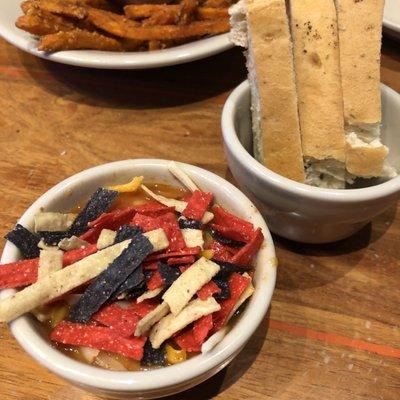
[227,273,254,320]
[87,8,229,40]
[16,10,76,36]
[0,229,168,323]
[168,161,198,192]
[162,257,220,315]
[38,29,124,52]
[137,287,163,303]
[141,185,213,224]
[150,297,221,349]
[33,0,88,19]
[58,236,88,251]
[134,302,170,337]
[34,212,75,233]
[96,229,117,250]
[181,228,204,249]
[201,326,228,353]
[38,248,63,280]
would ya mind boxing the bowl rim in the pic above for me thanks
[0,159,276,392]
[221,80,400,203]
[0,1,233,70]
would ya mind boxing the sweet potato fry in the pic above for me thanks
[16,10,76,36]
[124,5,228,22]
[63,0,120,12]
[143,10,177,26]
[201,0,233,7]
[179,0,198,24]
[196,7,228,20]
[21,0,37,14]
[38,29,123,51]
[88,8,229,40]
[34,0,88,19]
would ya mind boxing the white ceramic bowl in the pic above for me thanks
[384,0,400,41]
[221,80,400,244]
[0,159,276,399]
[0,1,233,69]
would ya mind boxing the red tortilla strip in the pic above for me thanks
[210,223,249,243]
[0,244,97,289]
[167,255,196,266]
[179,264,191,273]
[0,259,39,289]
[230,228,263,265]
[147,270,164,290]
[212,205,255,242]
[212,273,250,332]
[174,315,213,352]
[51,321,146,360]
[131,213,160,232]
[174,328,201,352]
[182,190,213,221]
[193,314,213,343]
[133,203,175,218]
[93,303,139,337]
[82,208,137,243]
[157,213,186,252]
[130,299,158,318]
[208,241,237,262]
[143,261,159,271]
[196,280,221,300]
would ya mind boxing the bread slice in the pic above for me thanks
[336,0,396,179]
[289,0,349,188]
[230,0,305,183]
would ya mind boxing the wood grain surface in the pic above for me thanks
[0,35,400,400]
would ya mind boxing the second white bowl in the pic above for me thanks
[221,80,400,243]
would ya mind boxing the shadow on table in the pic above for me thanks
[18,47,247,109]
[163,311,270,400]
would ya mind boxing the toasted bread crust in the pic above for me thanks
[346,143,388,177]
[246,0,305,182]
[290,0,346,162]
[336,0,383,125]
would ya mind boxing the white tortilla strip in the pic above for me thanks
[201,326,229,354]
[96,229,117,250]
[141,185,214,224]
[134,302,170,337]
[38,248,63,280]
[168,161,199,192]
[181,228,204,249]
[137,287,163,303]
[162,257,220,316]
[58,236,88,251]
[0,229,169,323]
[37,239,55,251]
[150,297,221,349]
[79,346,99,363]
[34,212,75,233]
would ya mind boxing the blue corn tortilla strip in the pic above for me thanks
[141,340,166,367]
[39,231,69,246]
[208,228,245,248]
[68,233,153,323]
[114,225,142,244]
[213,259,253,278]
[158,262,181,286]
[68,188,118,237]
[213,277,230,300]
[124,281,147,300]
[5,224,40,259]
[112,266,144,299]
[178,218,202,230]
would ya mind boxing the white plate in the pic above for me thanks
[0,1,233,69]
[384,0,400,40]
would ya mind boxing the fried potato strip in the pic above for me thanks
[38,29,123,51]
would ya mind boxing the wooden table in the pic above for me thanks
[0,36,399,400]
